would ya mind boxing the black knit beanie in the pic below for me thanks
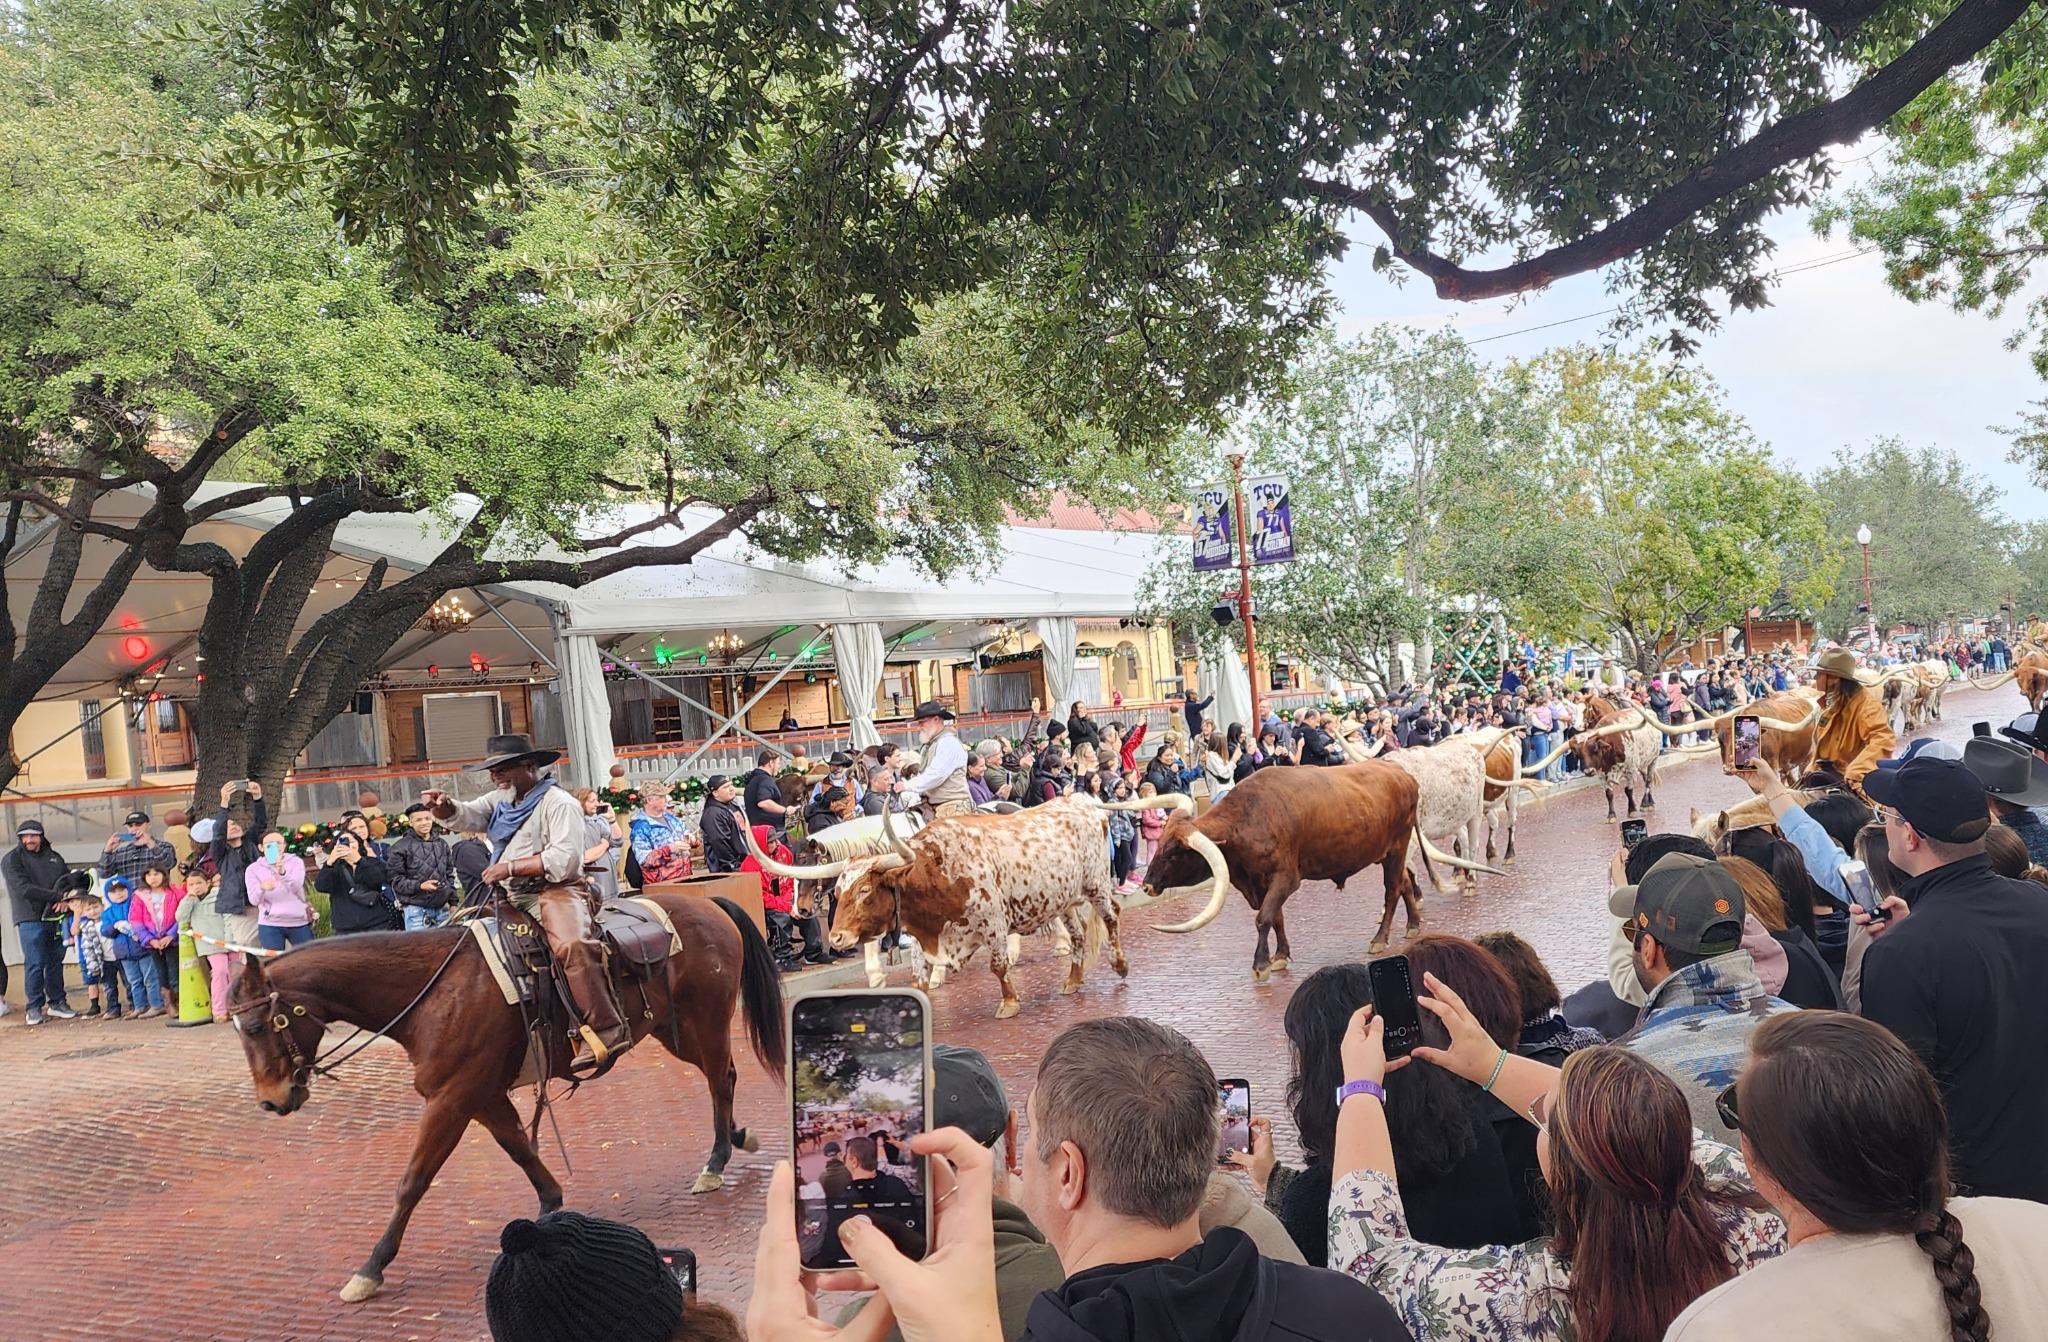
[485,1211,682,1342]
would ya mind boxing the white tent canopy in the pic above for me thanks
[6,484,1179,709]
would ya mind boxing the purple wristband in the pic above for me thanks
[1335,1079,1386,1107]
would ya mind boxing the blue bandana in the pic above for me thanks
[488,777,558,861]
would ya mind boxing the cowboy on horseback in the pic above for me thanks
[421,734,631,1075]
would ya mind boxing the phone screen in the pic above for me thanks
[1368,955,1424,1058]
[657,1247,696,1296]
[791,991,930,1270]
[1838,860,1886,922]
[1732,716,1762,769]
[1620,818,1648,849]
[1216,1079,1251,1164]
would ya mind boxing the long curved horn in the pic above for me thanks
[741,822,849,881]
[1970,671,2018,691]
[1519,735,1574,776]
[1155,826,1232,934]
[1753,702,1821,734]
[1416,828,1508,877]
[880,804,914,860]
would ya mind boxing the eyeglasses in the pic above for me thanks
[1873,804,1896,827]
[1715,1082,1741,1132]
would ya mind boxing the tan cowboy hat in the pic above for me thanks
[1812,646,1880,687]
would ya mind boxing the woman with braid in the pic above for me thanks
[1667,1011,2048,1341]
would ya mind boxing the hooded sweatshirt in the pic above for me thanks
[1021,1226,1406,1342]
[739,824,796,914]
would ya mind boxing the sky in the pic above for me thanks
[1319,142,2048,522]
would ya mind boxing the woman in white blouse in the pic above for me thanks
[1202,731,1241,803]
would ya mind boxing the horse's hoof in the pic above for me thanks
[1268,956,1288,972]
[1059,979,1080,996]
[739,1127,760,1154]
[340,1274,382,1304]
[1252,966,1270,983]
[692,1170,724,1194]
[994,1000,1020,1020]
[866,974,888,989]
[1367,941,1387,956]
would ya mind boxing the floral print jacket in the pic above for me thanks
[1328,1136,1786,1341]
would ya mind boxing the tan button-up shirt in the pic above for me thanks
[447,783,586,904]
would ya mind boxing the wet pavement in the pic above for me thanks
[0,680,2021,1339]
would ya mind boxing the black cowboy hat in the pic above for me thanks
[477,733,562,772]
[910,700,955,721]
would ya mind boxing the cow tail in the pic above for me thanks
[1081,902,1107,972]
[712,896,786,1079]
[1412,827,1442,890]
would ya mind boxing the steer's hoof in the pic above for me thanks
[1059,978,1081,996]
[1252,965,1271,983]
[340,1274,382,1304]
[866,973,889,989]
[1367,940,1387,956]
[994,999,1020,1020]
[692,1170,724,1194]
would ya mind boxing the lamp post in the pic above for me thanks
[1224,449,1264,732]
[1856,524,1875,651]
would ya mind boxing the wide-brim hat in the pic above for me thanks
[1812,646,1881,686]
[477,734,561,771]
[910,700,954,721]
[2002,712,2048,755]
[1964,737,2048,807]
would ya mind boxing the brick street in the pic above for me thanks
[0,684,2018,1341]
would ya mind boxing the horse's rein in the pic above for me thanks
[227,928,472,1084]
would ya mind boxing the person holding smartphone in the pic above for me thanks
[316,828,397,934]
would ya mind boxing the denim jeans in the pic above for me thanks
[16,920,69,1010]
[257,922,316,952]
[402,904,452,932]
[118,954,165,1010]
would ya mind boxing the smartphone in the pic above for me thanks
[657,1247,696,1296]
[229,779,250,793]
[1839,860,1887,924]
[1732,715,1762,769]
[789,989,931,1271]
[1368,955,1424,1058]
[1973,722,1992,738]
[1216,1079,1251,1165]
[1620,817,1648,849]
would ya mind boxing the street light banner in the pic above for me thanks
[1192,483,1234,571]
[1245,475,1296,566]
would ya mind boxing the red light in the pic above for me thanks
[121,636,150,661]
[426,663,439,678]
[147,691,162,703]
[470,652,489,675]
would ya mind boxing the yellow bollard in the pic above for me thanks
[171,926,212,1027]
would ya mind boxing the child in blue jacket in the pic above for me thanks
[100,876,165,1019]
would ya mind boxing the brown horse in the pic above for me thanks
[229,894,783,1303]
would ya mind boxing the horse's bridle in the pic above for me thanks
[227,989,314,1088]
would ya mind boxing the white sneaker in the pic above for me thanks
[0,998,12,1017]
[24,1006,43,1026]
[43,1002,78,1020]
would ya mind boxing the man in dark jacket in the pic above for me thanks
[698,775,748,873]
[1861,756,2048,1202]
[452,830,492,906]
[1017,1018,1405,1342]
[210,781,270,950]
[388,803,458,930]
[1295,709,1345,766]
[4,820,79,1023]
[1181,689,1213,740]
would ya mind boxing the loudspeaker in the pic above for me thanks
[1211,601,1236,627]
[352,691,374,715]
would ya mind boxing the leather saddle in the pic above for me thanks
[481,897,676,1082]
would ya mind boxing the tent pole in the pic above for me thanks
[662,652,812,781]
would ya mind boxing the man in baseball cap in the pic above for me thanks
[1613,851,1795,1141]
[1860,753,2048,1201]
[834,1044,1063,1342]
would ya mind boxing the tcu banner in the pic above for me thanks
[1192,483,1234,571]
[1244,475,1295,565]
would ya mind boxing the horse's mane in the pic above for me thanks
[262,926,466,985]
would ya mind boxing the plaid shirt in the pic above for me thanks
[101,834,176,890]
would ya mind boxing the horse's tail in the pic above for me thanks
[713,897,786,1080]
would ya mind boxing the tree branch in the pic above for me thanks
[1297,0,2032,302]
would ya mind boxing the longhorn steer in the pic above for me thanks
[781,812,944,989]
[747,800,1131,1018]
[1385,736,1522,895]
[1710,690,1822,787]
[1141,761,1500,976]
[1564,696,1665,821]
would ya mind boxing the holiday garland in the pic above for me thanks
[597,777,710,815]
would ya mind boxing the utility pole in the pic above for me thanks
[1225,449,1264,732]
